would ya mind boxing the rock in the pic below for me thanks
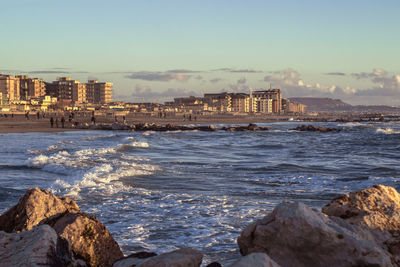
[237,201,393,267]
[292,124,340,132]
[205,262,223,267]
[0,224,85,266]
[323,185,400,265]
[137,248,203,267]
[46,212,123,267]
[113,252,157,267]
[228,253,280,267]
[0,187,80,232]
[322,184,400,232]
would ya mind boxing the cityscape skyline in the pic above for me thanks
[1,0,399,105]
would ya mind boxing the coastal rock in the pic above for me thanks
[228,253,280,267]
[237,201,392,267]
[134,248,203,267]
[322,184,400,231]
[221,123,268,132]
[0,187,80,232]
[322,184,400,265]
[0,224,85,266]
[292,124,340,132]
[112,252,157,267]
[47,212,123,267]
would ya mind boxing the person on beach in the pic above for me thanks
[55,118,59,128]
[61,116,65,128]
[123,116,126,124]
[50,117,54,128]
[36,111,40,119]
[91,115,96,125]
[25,111,30,120]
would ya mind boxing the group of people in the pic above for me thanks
[49,116,65,128]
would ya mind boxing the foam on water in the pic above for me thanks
[376,127,400,135]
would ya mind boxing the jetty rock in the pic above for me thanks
[47,212,123,267]
[323,184,400,265]
[0,224,85,266]
[228,253,280,267]
[0,187,80,232]
[292,124,341,132]
[113,248,203,267]
[237,201,393,267]
[322,184,400,232]
[0,187,123,267]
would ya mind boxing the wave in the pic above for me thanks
[52,161,160,198]
[376,128,400,135]
[116,142,149,152]
[83,134,117,141]
[28,144,64,154]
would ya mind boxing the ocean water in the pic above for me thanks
[1,121,400,265]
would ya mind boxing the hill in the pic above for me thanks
[289,97,352,111]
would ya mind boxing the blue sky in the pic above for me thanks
[1,0,400,104]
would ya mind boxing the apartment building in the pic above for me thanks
[231,93,250,113]
[86,80,112,104]
[0,75,20,101]
[252,89,282,113]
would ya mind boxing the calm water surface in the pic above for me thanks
[1,121,400,265]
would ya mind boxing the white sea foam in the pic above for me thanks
[83,134,117,141]
[337,122,364,127]
[376,128,400,134]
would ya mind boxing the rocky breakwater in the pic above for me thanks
[74,122,268,132]
[0,188,204,267]
[292,124,341,132]
[237,184,400,267]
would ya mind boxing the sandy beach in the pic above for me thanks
[0,113,295,134]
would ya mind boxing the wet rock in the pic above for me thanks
[322,184,400,231]
[292,124,340,132]
[195,125,217,131]
[221,123,268,132]
[323,184,400,265]
[205,262,223,267]
[112,252,157,267]
[47,212,123,267]
[228,253,280,267]
[0,187,80,232]
[137,248,203,267]
[0,224,85,266]
[237,201,392,267]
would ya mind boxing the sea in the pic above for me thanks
[1,121,400,265]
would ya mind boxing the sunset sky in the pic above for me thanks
[1,0,399,105]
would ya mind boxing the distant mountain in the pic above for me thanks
[289,97,352,111]
[289,97,400,113]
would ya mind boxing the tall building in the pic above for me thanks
[252,89,282,113]
[16,75,29,100]
[86,80,112,104]
[231,93,250,113]
[28,78,46,98]
[0,75,20,101]
[46,77,87,104]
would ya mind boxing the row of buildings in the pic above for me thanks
[167,89,307,114]
[0,74,112,110]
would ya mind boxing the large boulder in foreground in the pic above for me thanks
[0,224,85,266]
[228,253,280,267]
[0,187,80,232]
[322,184,400,232]
[47,212,123,267]
[118,248,203,267]
[0,187,123,267]
[322,184,400,265]
[237,201,393,267]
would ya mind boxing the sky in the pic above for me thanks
[1,0,400,105]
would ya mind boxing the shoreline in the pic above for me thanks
[0,113,394,134]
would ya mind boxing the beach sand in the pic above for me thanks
[0,113,294,133]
